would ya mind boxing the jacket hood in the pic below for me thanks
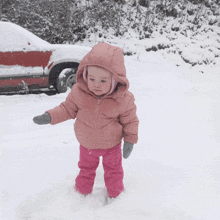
[76,43,129,96]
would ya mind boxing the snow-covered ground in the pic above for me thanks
[1,46,220,219]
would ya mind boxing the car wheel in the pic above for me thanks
[56,68,77,93]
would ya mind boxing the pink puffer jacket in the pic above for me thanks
[47,43,139,149]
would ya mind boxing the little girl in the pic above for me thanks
[33,43,139,198]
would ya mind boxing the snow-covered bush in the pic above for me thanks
[181,46,216,65]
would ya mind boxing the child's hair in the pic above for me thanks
[83,66,118,95]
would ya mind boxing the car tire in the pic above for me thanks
[55,68,77,93]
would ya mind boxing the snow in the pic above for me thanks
[1,24,220,219]
[0,22,50,51]
[0,66,43,77]
[1,51,220,220]
[48,44,91,64]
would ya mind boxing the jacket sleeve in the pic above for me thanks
[46,86,78,125]
[119,95,139,144]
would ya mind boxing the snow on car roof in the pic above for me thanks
[0,21,50,51]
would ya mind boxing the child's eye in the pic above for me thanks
[89,78,94,81]
[101,80,106,83]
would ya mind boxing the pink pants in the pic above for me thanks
[75,143,124,198]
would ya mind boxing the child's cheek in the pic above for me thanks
[87,82,93,91]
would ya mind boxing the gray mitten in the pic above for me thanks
[33,113,51,125]
[123,142,134,159]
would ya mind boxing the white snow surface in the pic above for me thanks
[0,22,50,51]
[1,43,220,219]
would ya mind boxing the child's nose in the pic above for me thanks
[94,81,101,87]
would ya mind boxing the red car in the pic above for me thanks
[0,21,91,93]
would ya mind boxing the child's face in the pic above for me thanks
[87,66,112,97]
